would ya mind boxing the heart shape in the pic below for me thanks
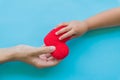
[44,26,70,60]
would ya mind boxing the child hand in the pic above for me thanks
[55,21,88,40]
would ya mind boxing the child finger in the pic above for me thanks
[54,22,69,29]
[59,30,73,40]
[55,27,71,35]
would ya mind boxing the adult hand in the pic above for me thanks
[0,45,60,68]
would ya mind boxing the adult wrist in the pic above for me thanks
[0,48,17,63]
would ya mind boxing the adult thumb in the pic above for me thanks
[33,46,56,55]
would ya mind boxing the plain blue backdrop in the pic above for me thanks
[0,0,120,80]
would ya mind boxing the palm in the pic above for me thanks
[27,53,61,68]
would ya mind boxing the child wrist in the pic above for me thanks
[83,20,91,31]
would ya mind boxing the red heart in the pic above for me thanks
[44,26,70,60]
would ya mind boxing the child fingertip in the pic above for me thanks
[59,37,62,40]
[55,32,58,35]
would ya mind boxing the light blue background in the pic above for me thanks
[0,0,120,80]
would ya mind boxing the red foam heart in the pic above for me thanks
[44,26,70,60]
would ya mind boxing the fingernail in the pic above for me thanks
[50,46,56,52]
[55,32,58,35]
[59,37,62,40]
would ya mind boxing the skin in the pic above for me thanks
[1,8,120,68]
[0,45,60,68]
[56,8,120,40]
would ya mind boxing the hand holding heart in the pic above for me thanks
[44,26,71,60]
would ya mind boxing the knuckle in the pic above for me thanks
[72,28,75,31]
[41,49,47,53]
[40,47,49,53]
[64,27,69,31]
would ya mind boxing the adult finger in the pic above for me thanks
[30,46,56,56]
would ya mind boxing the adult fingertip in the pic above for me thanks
[49,46,56,52]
